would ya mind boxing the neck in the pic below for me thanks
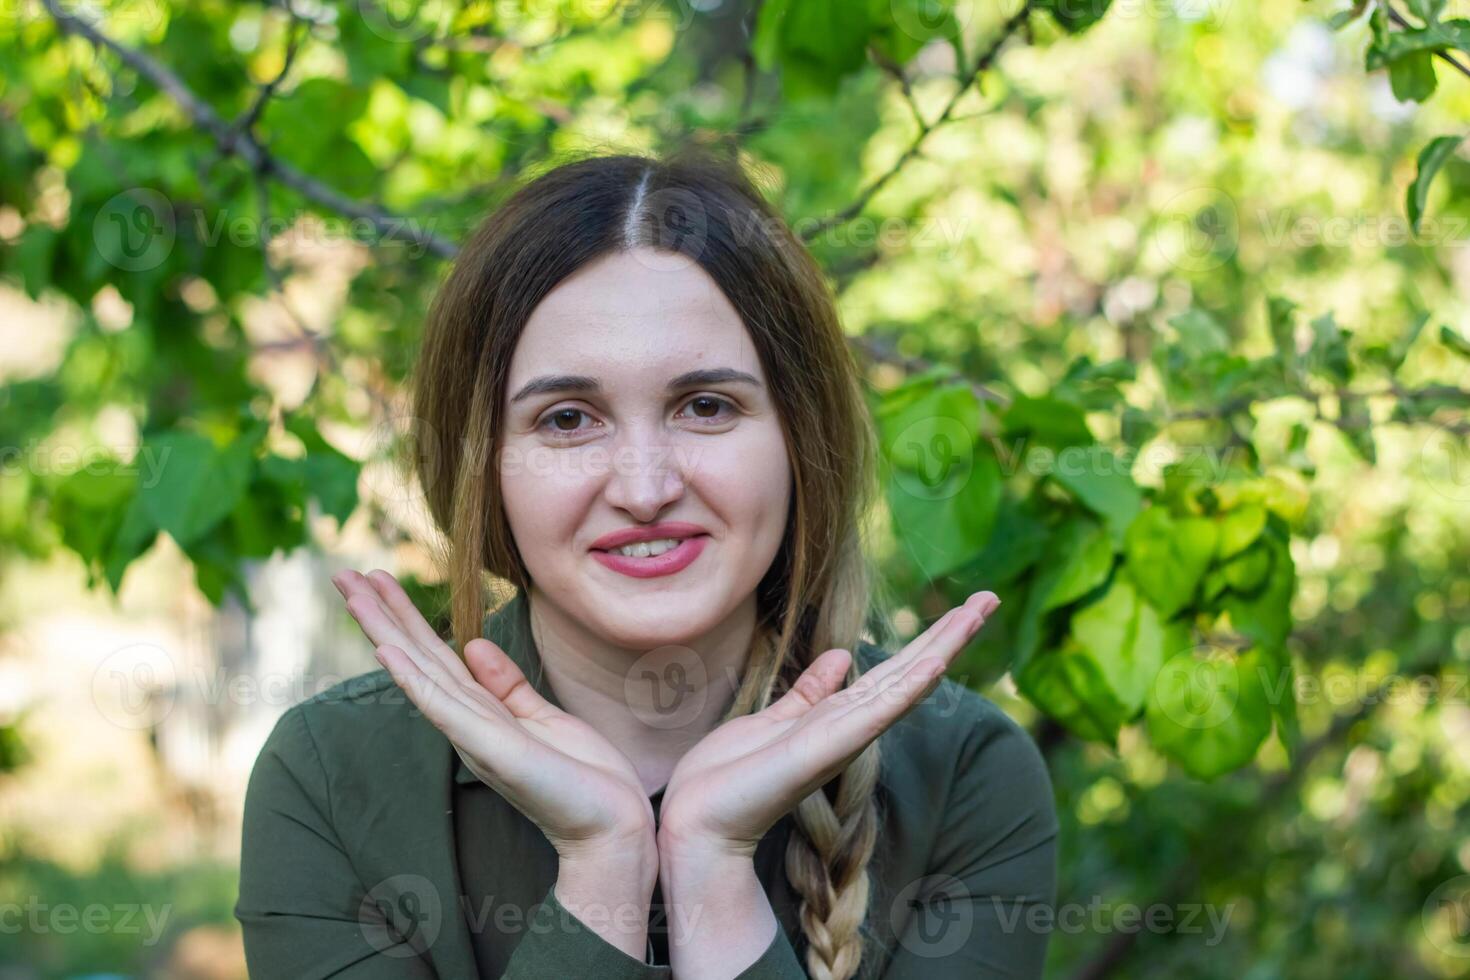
[525,584,755,796]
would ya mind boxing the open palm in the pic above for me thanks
[657,589,1000,856]
[332,569,655,856]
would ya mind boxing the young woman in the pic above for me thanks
[235,149,1058,979]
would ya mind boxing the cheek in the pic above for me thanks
[497,443,596,546]
[686,427,792,533]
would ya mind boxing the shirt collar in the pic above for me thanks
[453,589,563,785]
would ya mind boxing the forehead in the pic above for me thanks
[509,250,759,377]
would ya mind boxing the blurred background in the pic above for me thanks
[2,0,1469,977]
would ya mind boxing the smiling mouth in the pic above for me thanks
[590,534,710,578]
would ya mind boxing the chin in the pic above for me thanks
[594,599,715,649]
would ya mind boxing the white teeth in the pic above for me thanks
[612,537,681,558]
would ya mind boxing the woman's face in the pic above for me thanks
[497,247,793,649]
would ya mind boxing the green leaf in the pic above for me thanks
[1366,10,1470,69]
[1003,394,1093,448]
[1041,517,1114,612]
[1306,311,1351,384]
[1387,311,1432,369]
[871,0,964,65]
[1072,571,1189,715]
[1388,49,1438,102]
[281,414,362,525]
[1036,0,1115,34]
[1222,521,1295,649]
[1221,539,1273,593]
[1124,508,1218,617]
[104,491,159,594]
[1406,0,1448,25]
[1216,504,1267,560]
[1016,639,1131,744]
[1440,325,1470,360]
[887,447,1002,580]
[1048,447,1143,546]
[1406,135,1464,233]
[1267,295,1299,364]
[1168,309,1229,356]
[948,495,1048,587]
[1146,647,1274,779]
[138,430,259,547]
[1327,0,1369,29]
[876,375,982,476]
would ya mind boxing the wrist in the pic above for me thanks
[558,833,659,895]
[657,828,758,893]
[554,842,658,962]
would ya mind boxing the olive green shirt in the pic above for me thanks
[235,591,1059,978]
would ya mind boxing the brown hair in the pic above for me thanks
[411,145,889,980]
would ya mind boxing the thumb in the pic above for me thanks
[464,638,554,718]
[763,647,852,722]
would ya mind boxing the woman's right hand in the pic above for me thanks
[330,569,657,865]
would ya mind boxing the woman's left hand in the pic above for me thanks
[656,589,1000,860]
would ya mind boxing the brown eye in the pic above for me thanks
[681,395,735,425]
[540,408,592,439]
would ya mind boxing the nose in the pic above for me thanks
[601,424,687,521]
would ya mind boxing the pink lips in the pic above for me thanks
[590,535,709,579]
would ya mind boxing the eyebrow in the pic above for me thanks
[509,367,763,404]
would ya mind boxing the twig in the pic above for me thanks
[1384,1,1470,81]
[41,0,457,260]
[802,0,1036,241]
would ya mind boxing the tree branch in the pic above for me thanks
[802,0,1035,242]
[41,0,458,260]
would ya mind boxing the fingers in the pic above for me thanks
[374,644,481,742]
[900,591,999,664]
[375,644,529,785]
[333,569,472,691]
[763,647,853,723]
[852,593,996,696]
[364,569,473,683]
[463,638,555,720]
